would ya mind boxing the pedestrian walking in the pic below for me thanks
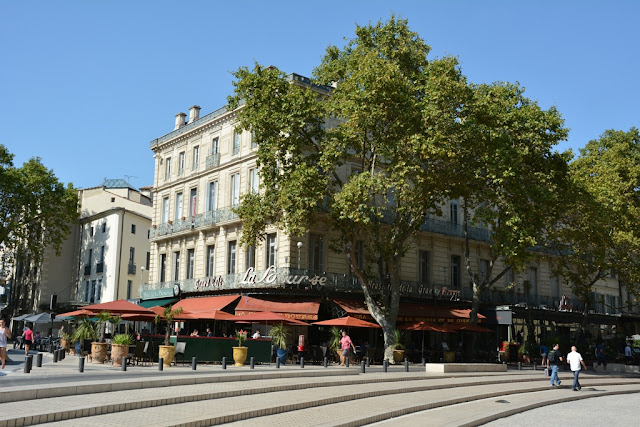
[547,343,563,386]
[339,330,356,366]
[22,325,33,356]
[567,345,587,391]
[540,342,548,366]
[0,319,12,369]
[594,340,607,372]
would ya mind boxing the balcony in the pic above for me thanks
[128,263,136,275]
[84,265,91,276]
[206,153,220,169]
[421,217,491,242]
[96,262,104,273]
[150,208,239,240]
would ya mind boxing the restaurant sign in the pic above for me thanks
[235,310,318,321]
[239,266,327,287]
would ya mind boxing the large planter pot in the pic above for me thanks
[393,349,405,364]
[276,348,288,365]
[158,345,175,366]
[111,344,129,367]
[444,350,456,363]
[91,342,108,364]
[233,346,248,366]
[60,339,70,353]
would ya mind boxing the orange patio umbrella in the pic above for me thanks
[447,323,493,333]
[312,316,381,328]
[399,322,457,333]
[83,299,155,315]
[57,309,95,318]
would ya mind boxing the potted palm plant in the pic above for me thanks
[71,318,97,356]
[154,306,183,366]
[329,326,342,361]
[270,322,289,364]
[390,329,406,364]
[111,333,133,367]
[91,311,120,364]
[233,329,248,366]
[59,330,71,353]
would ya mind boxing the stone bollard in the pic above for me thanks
[24,355,32,373]
[276,357,280,369]
[383,359,388,372]
[36,353,43,367]
[300,357,304,369]
[158,357,163,371]
[53,350,58,363]
[222,357,227,369]
[366,357,370,368]
[533,361,537,371]
[192,357,197,370]
[345,356,350,368]
[122,357,127,371]
[422,357,426,366]
[361,360,366,373]
[324,357,328,368]
[79,356,85,373]
[250,357,255,369]
[405,358,409,372]
[518,362,522,370]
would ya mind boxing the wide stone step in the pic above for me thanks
[34,376,639,426]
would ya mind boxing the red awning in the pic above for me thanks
[172,295,240,313]
[235,296,320,321]
[312,316,381,328]
[83,299,155,315]
[332,299,486,323]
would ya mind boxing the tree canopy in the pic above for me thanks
[0,144,78,259]
[547,128,640,313]
[227,15,571,356]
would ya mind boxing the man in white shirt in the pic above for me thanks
[566,345,587,391]
[252,330,261,339]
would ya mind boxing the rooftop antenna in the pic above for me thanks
[124,175,139,184]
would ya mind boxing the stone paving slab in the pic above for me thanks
[370,385,640,426]
[37,376,640,427]
[221,379,640,427]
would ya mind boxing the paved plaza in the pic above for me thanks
[1,348,639,426]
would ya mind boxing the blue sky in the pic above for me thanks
[1,1,638,189]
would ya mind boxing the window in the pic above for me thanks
[84,281,90,302]
[551,275,560,300]
[479,259,490,283]
[131,224,136,234]
[175,192,183,221]
[162,197,169,224]
[102,222,106,233]
[145,252,150,270]
[187,249,195,280]
[160,254,166,282]
[230,173,240,207]
[206,245,215,277]
[249,168,259,194]
[173,252,180,281]
[129,247,135,265]
[90,280,96,303]
[212,137,219,154]
[450,200,458,225]
[96,279,102,302]
[266,234,277,267]
[527,267,538,296]
[126,280,132,300]
[192,146,200,170]
[419,250,430,285]
[189,188,197,217]
[450,255,461,289]
[233,131,241,155]
[178,151,185,176]
[88,248,93,266]
[251,130,258,149]
[207,181,218,211]
[354,241,364,270]
[227,241,237,274]
[98,246,105,272]
[90,226,94,237]
[309,234,324,272]
[165,157,171,180]
[245,245,255,269]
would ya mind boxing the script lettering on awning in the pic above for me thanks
[239,266,327,287]
[195,276,224,291]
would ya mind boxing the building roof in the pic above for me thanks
[101,179,137,190]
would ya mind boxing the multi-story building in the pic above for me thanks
[143,74,639,355]
[4,179,153,323]
[75,179,153,304]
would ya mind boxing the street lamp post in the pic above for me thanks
[297,241,303,270]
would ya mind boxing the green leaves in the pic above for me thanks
[0,145,78,258]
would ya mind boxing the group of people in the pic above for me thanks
[545,341,615,391]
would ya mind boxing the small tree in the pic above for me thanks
[155,307,183,346]
[95,311,120,343]
[235,329,247,348]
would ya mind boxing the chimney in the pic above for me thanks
[174,112,186,130]
[188,105,201,123]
